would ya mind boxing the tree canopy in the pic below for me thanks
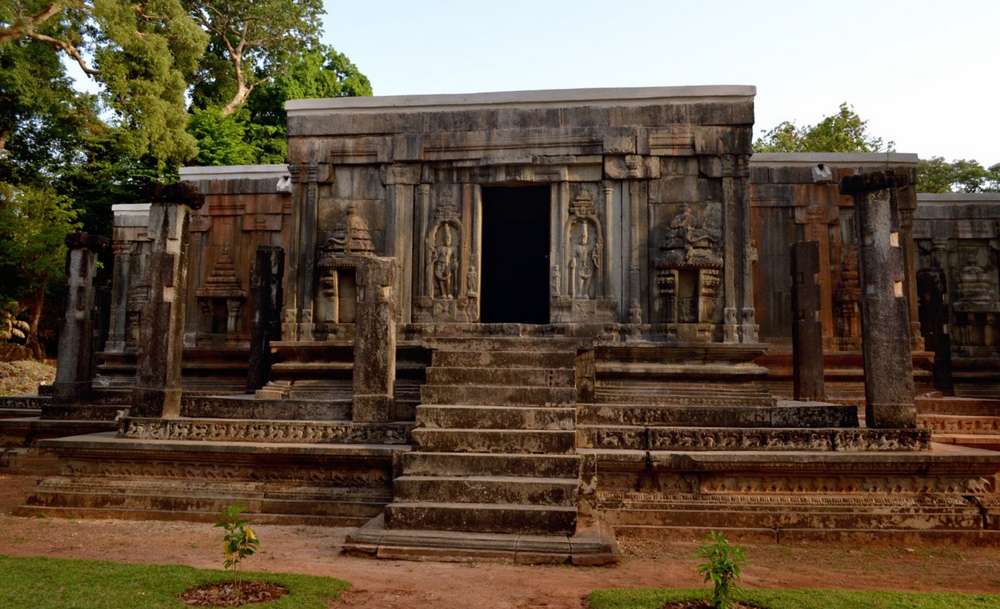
[0,0,372,352]
[185,0,325,116]
[755,103,998,193]
[754,103,891,153]
[1,0,209,167]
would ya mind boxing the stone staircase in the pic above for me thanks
[346,336,617,564]
[918,395,1000,451]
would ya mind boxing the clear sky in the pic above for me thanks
[320,0,1000,166]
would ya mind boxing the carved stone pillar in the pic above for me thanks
[298,161,320,340]
[247,246,284,393]
[53,233,110,402]
[841,171,915,428]
[791,241,825,401]
[131,184,204,418]
[352,256,397,423]
[897,205,925,350]
[105,241,131,353]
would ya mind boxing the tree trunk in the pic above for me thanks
[27,286,45,360]
[221,82,252,117]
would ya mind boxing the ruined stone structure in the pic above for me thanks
[750,153,931,401]
[8,88,1000,557]
[914,193,1000,399]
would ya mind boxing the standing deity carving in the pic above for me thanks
[563,190,604,300]
[432,224,457,299]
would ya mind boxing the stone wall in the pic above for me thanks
[914,193,1000,397]
[749,153,930,400]
[284,86,759,345]
[179,165,293,348]
[749,152,922,349]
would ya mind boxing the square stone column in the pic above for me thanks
[790,241,825,401]
[53,233,110,402]
[841,171,916,428]
[352,256,397,423]
[131,184,204,418]
[247,246,284,392]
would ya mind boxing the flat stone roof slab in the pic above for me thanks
[286,85,756,116]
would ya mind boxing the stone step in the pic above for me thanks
[181,396,352,421]
[931,434,1000,451]
[577,425,930,452]
[41,404,129,421]
[431,350,576,369]
[609,506,984,531]
[917,397,1000,417]
[577,402,857,428]
[401,452,580,479]
[395,475,578,506]
[385,501,577,535]
[120,417,412,445]
[344,516,617,565]
[421,384,576,406]
[595,387,775,408]
[430,336,580,353]
[426,367,575,387]
[411,428,575,454]
[416,405,575,430]
[919,414,1000,435]
[24,485,386,520]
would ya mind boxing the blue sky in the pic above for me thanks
[320,0,1000,166]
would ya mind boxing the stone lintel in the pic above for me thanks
[840,169,912,196]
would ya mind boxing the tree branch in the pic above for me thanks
[0,2,63,44]
[28,31,99,75]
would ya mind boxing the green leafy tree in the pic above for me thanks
[185,0,325,116]
[918,156,1000,193]
[754,102,891,153]
[189,45,371,165]
[696,531,746,609]
[0,183,81,357]
[1,1,209,168]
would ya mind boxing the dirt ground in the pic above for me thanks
[3,473,1000,609]
[0,360,54,396]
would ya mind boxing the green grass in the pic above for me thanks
[588,588,1000,609]
[0,555,350,609]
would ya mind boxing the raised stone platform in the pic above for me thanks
[15,433,405,526]
[919,395,1000,451]
[591,443,1000,543]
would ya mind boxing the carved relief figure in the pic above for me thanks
[432,225,457,299]
[569,223,600,298]
[563,190,604,300]
[956,249,998,310]
[660,203,722,268]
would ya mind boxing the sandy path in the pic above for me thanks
[3,473,1000,608]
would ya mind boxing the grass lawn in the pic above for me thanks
[0,555,349,609]
[588,588,1000,609]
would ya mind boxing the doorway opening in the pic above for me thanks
[481,186,551,324]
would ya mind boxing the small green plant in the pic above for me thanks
[696,531,746,609]
[215,504,260,595]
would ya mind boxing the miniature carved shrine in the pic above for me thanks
[7,87,1000,562]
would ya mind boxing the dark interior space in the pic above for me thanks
[481,186,551,324]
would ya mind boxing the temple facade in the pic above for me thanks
[6,86,1000,559]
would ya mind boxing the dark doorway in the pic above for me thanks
[481,186,550,324]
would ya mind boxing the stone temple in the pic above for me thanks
[4,86,1000,562]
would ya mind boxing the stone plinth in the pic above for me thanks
[53,233,110,402]
[131,184,205,418]
[247,246,284,392]
[791,241,824,401]
[841,171,916,428]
